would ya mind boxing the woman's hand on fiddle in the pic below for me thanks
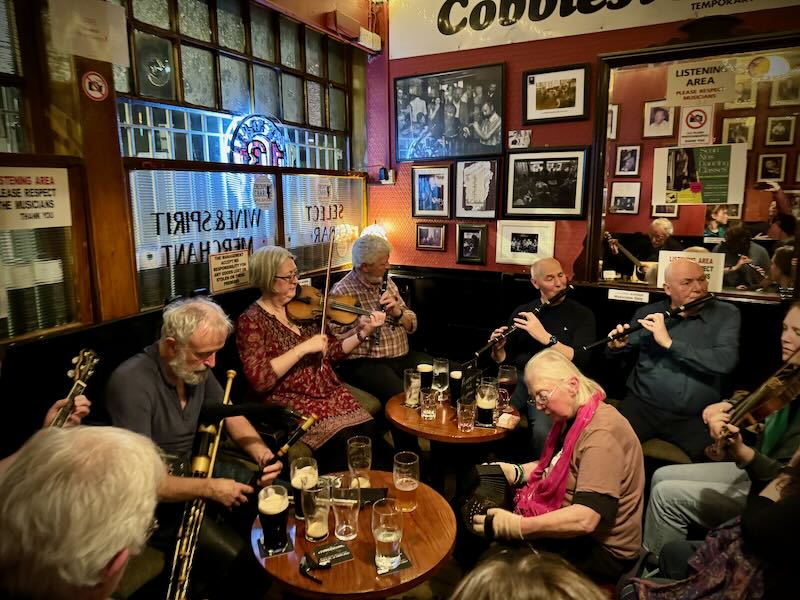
[702,401,732,425]
[359,311,386,336]
[706,410,731,440]
[513,312,548,345]
[300,334,328,357]
[607,324,630,350]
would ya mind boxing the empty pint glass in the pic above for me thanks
[290,457,318,520]
[258,485,289,552]
[302,478,331,543]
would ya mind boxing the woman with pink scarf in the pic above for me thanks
[472,349,645,581]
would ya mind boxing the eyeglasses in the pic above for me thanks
[528,382,561,407]
[274,271,299,282]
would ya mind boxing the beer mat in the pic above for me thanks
[258,536,294,559]
[360,488,388,506]
[313,541,353,566]
[376,550,412,576]
[402,402,420,409]
[474,422,496,429]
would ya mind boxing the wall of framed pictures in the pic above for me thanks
[366,7,800,278]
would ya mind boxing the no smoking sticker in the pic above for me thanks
[81,71,109,102]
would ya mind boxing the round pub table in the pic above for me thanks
[250,470,456,599]
[385,393,518,443]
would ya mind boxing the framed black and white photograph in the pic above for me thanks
[456,224,487,264]
[495,220,555,266]
[608,181,641,214]
[724,75,756,109]
[615,145,641,176]
[651,203,679,218]
[607,104,619,140]
[643,100,675,138]
[454,158,499,219]
[766,116,796,146]
[756,154,787,182]
[770,74,800,107]
[508,129,531,149]
[395,63,504,162]
[726,203,741,219]
[523,64,589,124]
[411,165,450,217]
[505,148,587,218]
[722,116,756,150]
[416,223,446,251]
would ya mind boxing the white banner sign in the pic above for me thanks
[388,0,800,59]
[667,59,735,105]
[0,167,72,230]
[208,250,250,293]
[656,251,725,292]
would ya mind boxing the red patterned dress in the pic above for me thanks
[236,302,372,450]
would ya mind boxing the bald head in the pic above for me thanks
[531,257,567,302]
[664,258,702,284]
[664,258,708,307]
[531,257,563,281]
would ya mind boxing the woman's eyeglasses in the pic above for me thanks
[528,382,561,407]
[275,271,300,282]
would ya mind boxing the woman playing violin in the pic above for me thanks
[642,300,800,561]
[236,246,385,471]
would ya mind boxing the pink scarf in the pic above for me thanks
[514,390,604,517]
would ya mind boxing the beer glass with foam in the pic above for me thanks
[258,485,289,552]
[476,380,498,427]
[393,451,419,512]
[302,478,331,543]
[290,457,318,520]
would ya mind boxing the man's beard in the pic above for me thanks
[169,347,209,386]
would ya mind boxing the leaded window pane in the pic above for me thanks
[306,81,323,128]
[329,86,346,131]
[178,0,211,42]
[281,73,303,123]
[251,6,275,62]
[279,17,300,70]
[305,30,322,76]
[113,64,132,94]
[132,0,169,29]
[135,31,175,100]
[254,65,280,119]
[328,40,345,84]
[0,86,25,152]
[0,0,21,75]
[220,55,250,114]
[217,0,245,53]
[181,45,215,107]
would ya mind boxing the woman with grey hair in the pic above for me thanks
[236,246,386,471]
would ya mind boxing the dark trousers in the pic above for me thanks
[618,393,713,462]
[334,350,435,402]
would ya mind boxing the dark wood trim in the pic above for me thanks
[66,164,95,325]
[15,0,50,154]
[274,165,285,246]
[122,156,365,177]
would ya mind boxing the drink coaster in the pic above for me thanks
[258,535,294,559]
[376,550,412,576]
[314,541,353,565]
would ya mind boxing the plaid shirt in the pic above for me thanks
[329,270,417,359]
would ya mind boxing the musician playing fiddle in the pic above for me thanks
[329,234,435,404]
[607,258,741,462]
[642,300,800,560]
[237,245,386,473]
[489,257,595,457]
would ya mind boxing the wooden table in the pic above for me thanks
[250,470,456,599]
[385,393,517,444]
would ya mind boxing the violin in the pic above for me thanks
[705,350,800,460]
[286,285,373,325]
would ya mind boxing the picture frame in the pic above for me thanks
[722,116,756,150]
[607,104,619,140]
[756,153,787,182]
[726,203,741,219]
[608,181,641,214]
[770,74,800,107]
[454,158,499,219]
[395,63,504,162]
[651,203,679,218]
[523,64,589,124]
[411,165,450,217]
[615,145,641,176]
[796,158,800,184]
[642,100,676,138]
[416,223,447,251]
[508,129,531,149]
[765,116,796,146]
[505,147,588,218]
[724,75,756,109]
[456,224,487,264]
[495,220,556,266]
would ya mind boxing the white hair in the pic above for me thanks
[248,245,294,293]
[0,426,166,598]
[161,296,233,345]
[525,348,604,408]
[352,235,392,269]
[651,218,674,236]
[530,257,561,280]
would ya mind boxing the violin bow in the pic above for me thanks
[319,230,336,365]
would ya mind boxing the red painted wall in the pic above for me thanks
[367,7,800,276]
